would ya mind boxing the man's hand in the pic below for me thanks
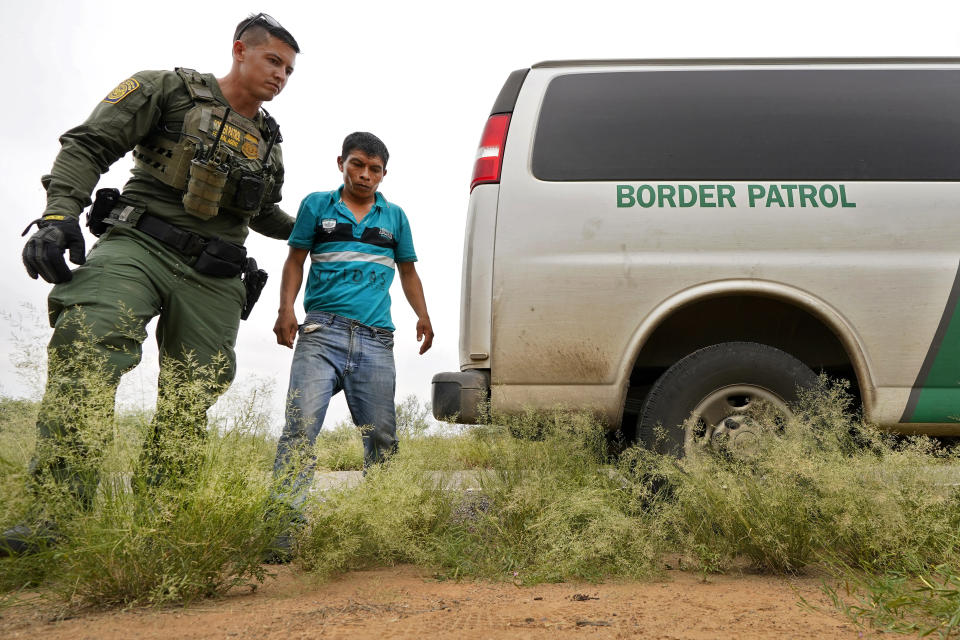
[274,248,308,348]
[416,316,434,355]
[274,308,299,348]
[397,262,433,355]
[22,216,86,283]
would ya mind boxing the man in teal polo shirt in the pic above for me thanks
[272,132,433,507]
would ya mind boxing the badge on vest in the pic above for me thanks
[241,137,259,159]
[321,219,337,233]
[103,78,141,104]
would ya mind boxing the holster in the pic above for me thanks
[87,188,120,237]
[240,257,268,320]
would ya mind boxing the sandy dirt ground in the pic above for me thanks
[0,564,881,639]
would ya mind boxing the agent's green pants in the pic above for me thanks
[31,225,246,508]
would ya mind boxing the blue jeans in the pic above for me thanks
[272,311,397,507]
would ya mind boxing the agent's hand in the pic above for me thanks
[22,216,86,283]
[274,308,299,348]
[416,316,434,355]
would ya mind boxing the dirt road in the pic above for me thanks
[0,564,873,639]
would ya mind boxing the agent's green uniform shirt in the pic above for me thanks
[41,70,293,244]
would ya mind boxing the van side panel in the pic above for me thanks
[492,64,960,430]
[902,265,960,423]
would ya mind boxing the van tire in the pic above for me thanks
[638,342,817,456]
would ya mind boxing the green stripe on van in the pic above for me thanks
[902,263,960,423]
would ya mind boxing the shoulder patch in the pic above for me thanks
[102,78,141,104]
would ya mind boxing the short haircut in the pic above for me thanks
[233,17,301,54]
[342,132,390,168]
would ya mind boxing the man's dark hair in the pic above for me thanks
[234,15,301,54]
[342,132,389,168]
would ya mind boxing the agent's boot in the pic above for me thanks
[0,521,59,557]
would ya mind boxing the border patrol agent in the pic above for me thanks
[271,133,434,537]
[2,14,300,556]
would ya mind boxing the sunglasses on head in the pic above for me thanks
[236,13,284,40]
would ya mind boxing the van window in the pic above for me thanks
[531,69,960,182]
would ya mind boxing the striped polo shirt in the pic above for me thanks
[288,187,417,330]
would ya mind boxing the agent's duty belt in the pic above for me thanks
[134,213,267,318]
[133,214,248,278]
[100,204,246,278]
[136,213,208,257]
[90,188,222,259]
[87,188,268,318]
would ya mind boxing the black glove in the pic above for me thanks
[22,216,86,284]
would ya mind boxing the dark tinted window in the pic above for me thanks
[531,69,960,181]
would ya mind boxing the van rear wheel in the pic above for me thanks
[638,342,817,457]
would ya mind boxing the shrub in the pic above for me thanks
[297,407,663,583]
[0,351,300,606]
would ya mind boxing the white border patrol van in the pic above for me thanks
[432,58,960,454]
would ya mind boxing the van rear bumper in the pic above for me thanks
[431,370,490,424]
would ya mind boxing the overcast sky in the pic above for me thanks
[3,0,960,432]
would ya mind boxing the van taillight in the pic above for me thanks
[470,113,511,192]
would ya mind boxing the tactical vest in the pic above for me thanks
[131,68,282,221]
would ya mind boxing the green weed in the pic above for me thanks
[630,376,960,634]
[312,418,365,471]
[297,407,662,583]
[3,332,960,640]
[822,560,960,637]
[0,338,299,607]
